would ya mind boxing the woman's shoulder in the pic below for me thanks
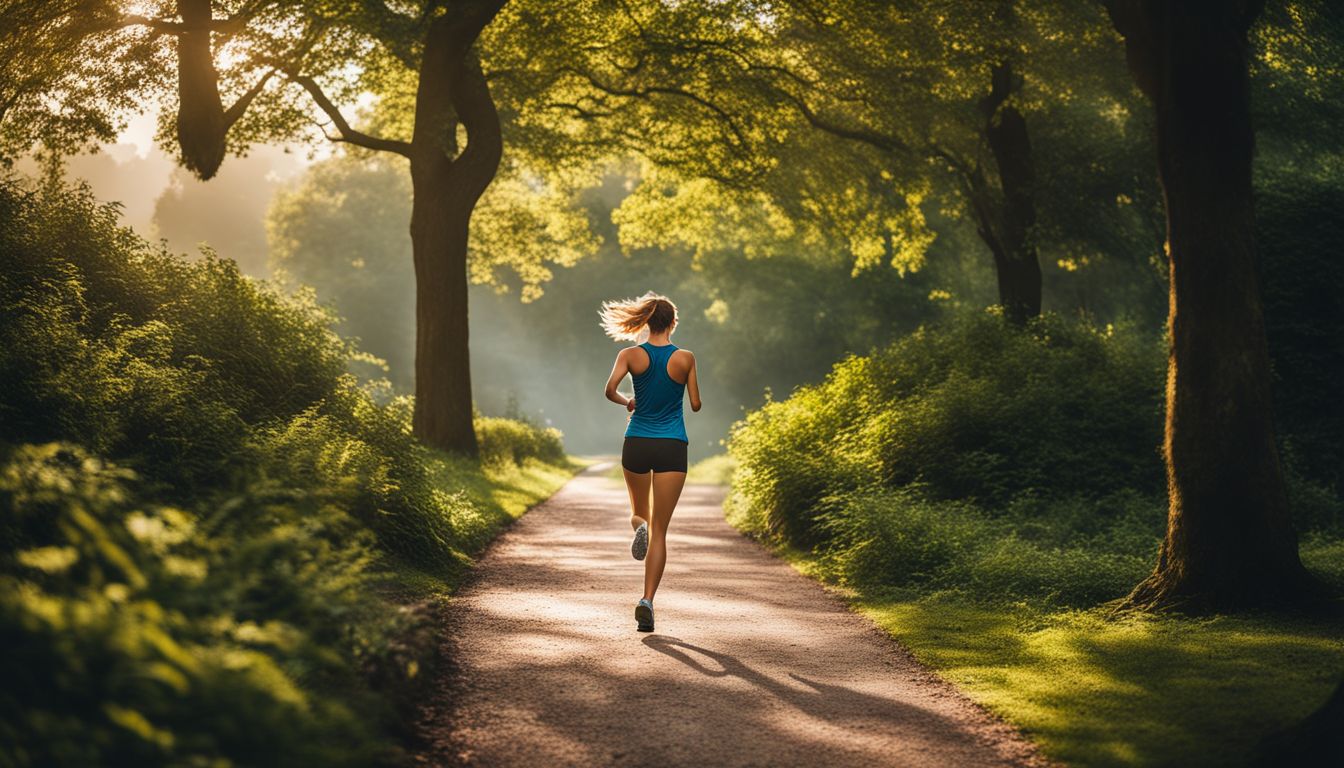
[618,345,652,369]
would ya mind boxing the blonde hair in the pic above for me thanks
[598,291,678,341]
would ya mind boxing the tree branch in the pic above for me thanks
[562,66,753,149]
[117,13,247,36]
[222,69,276,128]
[544,101,616,120]
[773,86,909,155]
[286,72,411,157]
[450,51,503,206]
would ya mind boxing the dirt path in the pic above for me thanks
[415,461,1045,767]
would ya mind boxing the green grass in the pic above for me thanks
[688,453,736,485]
[858,597,1343,767]
[731,517,1344,767]
[386,455,589,598]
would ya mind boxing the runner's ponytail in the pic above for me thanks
[599,291,678,341]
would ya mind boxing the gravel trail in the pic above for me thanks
[414,461,1046,767]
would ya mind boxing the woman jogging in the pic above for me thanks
[600,292,701,632]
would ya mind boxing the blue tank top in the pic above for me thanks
[624,342,688,443]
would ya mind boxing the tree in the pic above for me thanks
[127,0,513,454]
[0,1,161,161]
[14,0,594,455]
[498,0,1160,324]
[266,154,596,391]
[1105,0,1322,610]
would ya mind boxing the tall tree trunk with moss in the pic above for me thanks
[406,7,504,457]
[1106,0,1318,610]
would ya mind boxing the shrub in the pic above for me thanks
[725,309,1173,608]
[0,178,347,494]
[0,176,566,571]
[0,175,570,765]
[0,443,396,767]
[728,310,1165,547]
[476,414,566,468]
[813,489,1156,607]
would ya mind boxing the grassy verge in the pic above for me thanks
[857,596,1342,767]
[740,519,1344,767]
[687,453,736,485]
[388,455,589,598]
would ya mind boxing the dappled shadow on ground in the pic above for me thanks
[860,597,1344,767]
[414,466,1043,767]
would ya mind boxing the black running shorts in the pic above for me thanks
[621,436,688,474]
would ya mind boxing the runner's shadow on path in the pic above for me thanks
[642,635,965,732]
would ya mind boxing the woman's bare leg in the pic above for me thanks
[622,468,652,530]
[643,470,687,601]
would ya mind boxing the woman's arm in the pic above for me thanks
[686,353,702,412]
[604,349,636,411]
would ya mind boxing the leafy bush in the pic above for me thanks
[0,177,565,566]
[723,310,1172,606]
[727,301,1344,609]
[476,414,566,468]
[728,310,1165,548]
[787,487,1155,607]
[0,178,346,494]
[0,176,569,765]
[0,443,390,766]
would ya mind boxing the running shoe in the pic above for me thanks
[635,598,655,632]
[631,520,649,561]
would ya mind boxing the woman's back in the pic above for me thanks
[625,342,688,443]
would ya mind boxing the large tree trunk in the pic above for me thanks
[968,62,1042,325]
[170,0,270,180]
[410,172,478,456]
[1107,0,1319,610]
[407,5,505,456]
[175,0,226,179]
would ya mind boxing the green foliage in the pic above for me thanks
[728,310,1165,549]
[0,443,389,766]
[493,0,1167,321]
[476,415,566,470]
[812,489,1157,607]
[0,1,166,161]
[0,175,571,766]
[1258,174,1344,525]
